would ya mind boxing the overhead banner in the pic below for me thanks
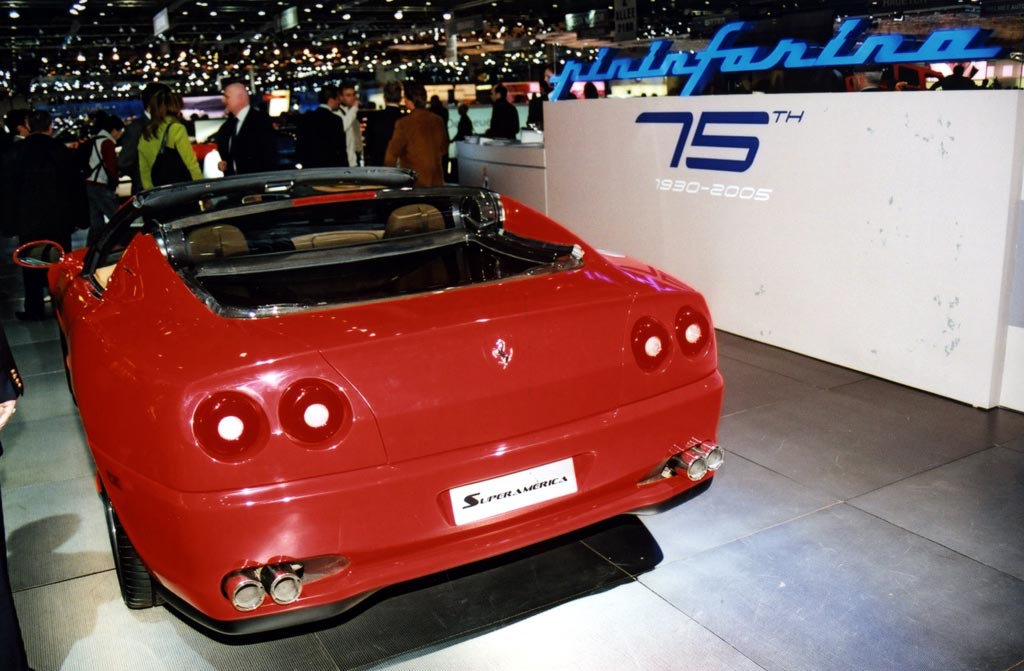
[614,0,637,42]
[550,18,1004,98]
[153,8,169,36]
[544,92,1024,409]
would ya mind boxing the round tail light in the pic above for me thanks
[675,307,711,357]
[278,379,350,445]
[631,317,672,372]
[193,391,268,460]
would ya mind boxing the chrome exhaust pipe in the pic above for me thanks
[696,442,724,471]
[260,563,303,605]
[668,448,708,481]
[224,568,265,612]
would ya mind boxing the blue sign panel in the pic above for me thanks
[550,18,1004,99]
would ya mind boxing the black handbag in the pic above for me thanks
[150,122,192,187]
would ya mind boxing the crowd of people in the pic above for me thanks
[0,74,548,322]
[0,59,1005,298]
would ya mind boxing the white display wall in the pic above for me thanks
[545,91,1024,410]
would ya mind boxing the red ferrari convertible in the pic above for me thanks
[15,168,724,634]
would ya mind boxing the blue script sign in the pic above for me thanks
[550,18,1004,99]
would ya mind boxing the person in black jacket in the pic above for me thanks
[0,110,86,321]
[296,84,348,169]
[931,64,978,91]
[0,323,29,671]
[485,84,520,141]
[214,79,277,175]
[526,70,552,130]
[363,81,405,167]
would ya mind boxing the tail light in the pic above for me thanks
[675,307,711,357]
[278,378,350,445]
[193,391,268,460]
[631,317,672,372]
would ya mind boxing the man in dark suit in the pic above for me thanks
[296,84,348,169]
[214,79,277,176]
[0,109,30,239]
[118,83,170,195]
[0,109,30,160]
[0,110,86,321]
[485,84,520,140]
[0,323,29,671]
[363,81,405,167]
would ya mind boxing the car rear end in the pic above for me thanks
[92,179,723,633]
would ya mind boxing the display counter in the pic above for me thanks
[456,141,546,213]
[542,92,1023,411]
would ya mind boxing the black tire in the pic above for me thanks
[58,330,76,406]
[102,494,165,609]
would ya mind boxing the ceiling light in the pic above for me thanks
[8,9,19,19]
[443,12,452,20]
[394,9,403,19]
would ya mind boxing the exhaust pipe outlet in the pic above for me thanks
[668,449,708,481]
[697,442,724,471]
[260,563,303,605]
[224,568,266,612]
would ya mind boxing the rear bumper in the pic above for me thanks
[101,370,723,634]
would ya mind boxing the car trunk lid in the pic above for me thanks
[293,273,632,463]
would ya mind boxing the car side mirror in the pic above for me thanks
[13,240,66,268]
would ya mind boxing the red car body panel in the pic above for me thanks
[43,182,723,634]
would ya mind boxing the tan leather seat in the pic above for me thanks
[290,230,383,250]
[187,225,250,261]
[384,204,445,238]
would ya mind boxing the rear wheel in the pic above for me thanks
[58,331,76,406]
[102,494,164,609]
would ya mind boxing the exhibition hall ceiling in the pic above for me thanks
[0,0,1015,99]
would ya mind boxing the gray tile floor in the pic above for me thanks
[2,240,1023,671]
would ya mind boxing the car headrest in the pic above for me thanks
[187,224,250,261]
[384,204,445,238]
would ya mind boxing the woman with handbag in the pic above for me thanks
[137,89,203,190]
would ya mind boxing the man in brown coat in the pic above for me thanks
[384,82,448,187]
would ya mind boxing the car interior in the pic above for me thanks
[185,201,448,262]
[183,202,449,263]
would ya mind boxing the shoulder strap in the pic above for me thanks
[158,123,173,154]
[88,137,103,180]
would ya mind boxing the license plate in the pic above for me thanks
[449,457,578,526]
